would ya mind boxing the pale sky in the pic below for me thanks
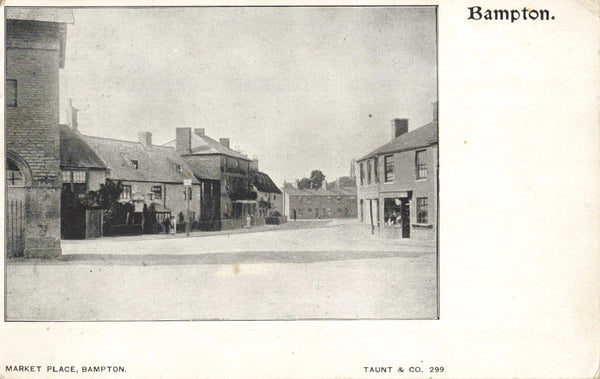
[59,7,437,186]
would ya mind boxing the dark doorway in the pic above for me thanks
[401,199,410,238]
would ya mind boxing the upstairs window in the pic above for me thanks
[72,171,86,183]
[6,79,17,107]
[151,185,162,200]
[130,160,139,170]
[384,155,394,182]
[176,164,183,173]
[367,160,372,185]
[374,157,379,183]
[415,150,427,180]
[61,170,86,192]
[184,187,192,200]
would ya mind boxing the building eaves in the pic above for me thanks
[357,120,438,162]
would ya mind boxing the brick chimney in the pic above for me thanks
[66,98,78,131]
[176,128,192,155]
[194,128,205,137]
[219,138,230,148]
[432,101,438,121]
[138,131,152,148]
[391,118,408,140]
[250,156,259,171]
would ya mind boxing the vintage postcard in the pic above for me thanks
[1,1,598,378]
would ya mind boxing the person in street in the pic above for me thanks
[170,215,176,235]
[162,216,171,235]
[293,209,297,222]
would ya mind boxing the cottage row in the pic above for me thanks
[60,105,282,238]
[5,9,281,257]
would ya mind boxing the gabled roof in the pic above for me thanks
[284,187,356,197]
[163,133,250,160]
[358,120,438,161]
[252,171,281,194]
[82,134,200,184]
[60,125,106,170]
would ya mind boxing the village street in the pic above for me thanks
[6,220,437,321]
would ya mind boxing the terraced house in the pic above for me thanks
[356,103,438,240]
[59,104,221,237]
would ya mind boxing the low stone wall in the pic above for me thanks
[220,219,245,230]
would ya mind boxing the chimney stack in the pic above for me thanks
[176,128,192,155]
[66,98,78,132]
[138,131,152,148]
[391,118,408,140]
[250,156,259,171]
[194,128,205,137]
[432,101,438,121]
[219,138,230,148]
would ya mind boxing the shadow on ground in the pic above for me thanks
[9,249,432,266]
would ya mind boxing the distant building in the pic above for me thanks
[283,186,357,220]
[355,103,438,240]
[6,8,73,257]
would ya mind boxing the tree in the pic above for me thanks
[309,170,325,189]
[295,170,326,189]
[297,178,312,189]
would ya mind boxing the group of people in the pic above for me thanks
[385,210,403,226]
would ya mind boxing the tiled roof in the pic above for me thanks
[7,8,74,23]
[60,125,106,170]
[358,120,438,161]
[163,134,250,160]
[284,187,356,197]
[252,171,281,194]
[82,134,200,184]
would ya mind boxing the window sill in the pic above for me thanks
[415,178,428,182]
[412,223,432,228]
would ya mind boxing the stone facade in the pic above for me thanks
[6,14,72,257]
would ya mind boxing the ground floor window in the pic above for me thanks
[384,198,403,226]
[7,158,25,187]
[417,197,428,223]
[120,185,132,200]
[360,199,364,222]
[61,170,87,192]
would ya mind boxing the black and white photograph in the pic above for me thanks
[5,6,438,321]
[2,1,600,378]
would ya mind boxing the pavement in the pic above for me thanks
[5,219,438,321]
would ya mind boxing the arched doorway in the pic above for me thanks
[6,152,31,257]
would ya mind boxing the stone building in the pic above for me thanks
[355,103,438,240]
[80,131,208,227]
[283,186,357,220]
[166,128,279,229]
[5,8,73,257]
